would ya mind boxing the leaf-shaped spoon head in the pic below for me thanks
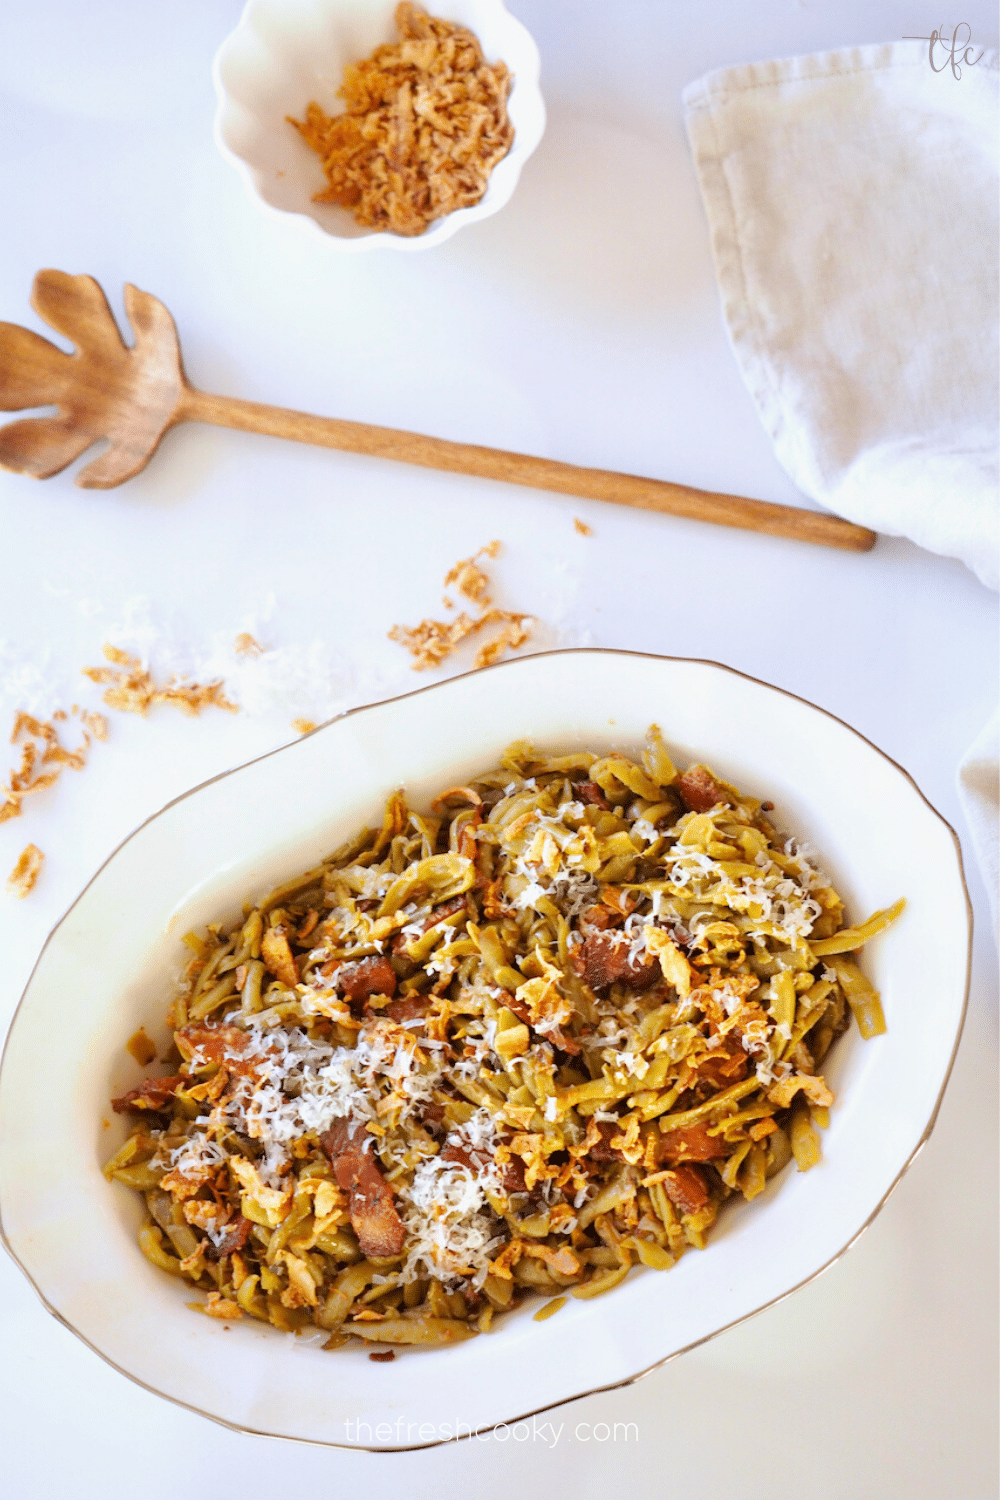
[0,270,187,488]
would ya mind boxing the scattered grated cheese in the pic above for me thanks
[399,1111,504,1286]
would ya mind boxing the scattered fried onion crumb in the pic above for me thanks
[389,543,534,670]
[6,843,43,898]
[287,2,513,237]
[389,608,532,670]
[1,708,107,825]
[292,718,317,735]
[82,645,238,718]
[444,540,500,606]
[473,612,531,668]
[234,632,265,657]
[574,518,593,536]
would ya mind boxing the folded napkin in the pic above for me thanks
[684,41,999,936]
[683,41,998,588]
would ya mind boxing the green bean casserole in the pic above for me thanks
[105,729,903,1348]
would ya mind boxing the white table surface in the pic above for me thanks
[1,3,997,1496]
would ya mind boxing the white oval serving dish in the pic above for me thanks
[0,650,970,1449]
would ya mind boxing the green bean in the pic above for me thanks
[188,972,239,1021]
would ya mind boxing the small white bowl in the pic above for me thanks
[0,651,971,1449]
[213,0,545,251]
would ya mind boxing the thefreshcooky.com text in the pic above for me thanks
[343,1416,639,1447]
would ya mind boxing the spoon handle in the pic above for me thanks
[181,387,875,553]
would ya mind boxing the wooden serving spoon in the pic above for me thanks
[0,269,874,552]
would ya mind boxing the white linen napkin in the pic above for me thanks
[684,41,999,935]
[683,40,998,588]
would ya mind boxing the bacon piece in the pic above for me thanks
[345,1177,405,1259]
[204,1213,252,1261]
[494,989,582,1053]
[601,886,638,920]
[502,1153,527,1194]
[576,780,610,810]
[321,1116,369,1160]
[160,1159,218,1201]
[676,765,730,813]
[584,1120,625,1163]
[546,1024,583,1057]
[502,992,533,1027]
[693,1039,750,1090]
[457,823,478,861]
[338,955,397,1011]
[383,994,427,1025]
[663,1164,709,1214]
[479,876,513,919]
[111,1074,184,1113]
[175,1022,259,1076]
[440,1137,526,1195]
[320,1118,405,1258]
[428,893,469,928]
[391,897,469,956]
[570,932,662,992]
[296,909,319,942]
[578,903,615,933]
[497,1146,527,1194]
[656,1121,727,1165]
[440,1139,481,1170]
[261,925,299,987]
[694,1057,749,1090]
